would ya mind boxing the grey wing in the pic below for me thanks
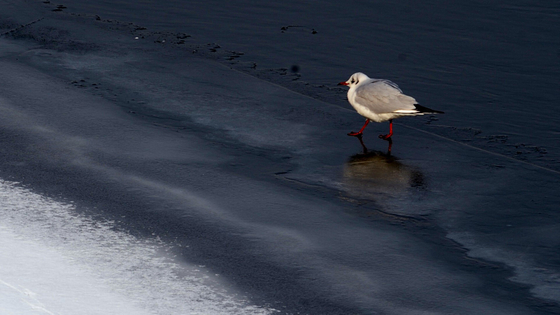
[354,80,418,114]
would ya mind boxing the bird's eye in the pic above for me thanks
[351,79,355,84]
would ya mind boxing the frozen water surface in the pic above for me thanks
[1,0,559,314]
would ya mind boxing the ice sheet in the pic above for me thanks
[1,1,559,313]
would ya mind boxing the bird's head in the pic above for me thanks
[338,72,370,88]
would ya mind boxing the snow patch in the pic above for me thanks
[0,179,276,315]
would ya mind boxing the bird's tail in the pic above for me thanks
[414,104,444,114]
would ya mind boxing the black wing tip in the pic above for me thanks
[414,104,444,114]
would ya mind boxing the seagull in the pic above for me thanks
[338,72,443,139]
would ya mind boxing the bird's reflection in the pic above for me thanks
[355,134,392,155]
[343,140,424,200]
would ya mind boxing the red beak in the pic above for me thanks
[338,81,349,86]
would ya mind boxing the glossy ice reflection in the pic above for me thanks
[343,148,423,200]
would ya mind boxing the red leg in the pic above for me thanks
[379,119,393,140]
[348,119,370,137]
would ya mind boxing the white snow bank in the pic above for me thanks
[0,179,275,315]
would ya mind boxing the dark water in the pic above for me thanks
[1,0,560,314]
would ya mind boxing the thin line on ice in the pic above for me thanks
[0,278,56,315]
[399,122,560,175]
